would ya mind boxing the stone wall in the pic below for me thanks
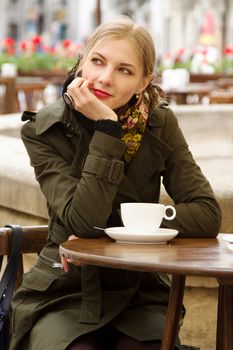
[0,113,48,227]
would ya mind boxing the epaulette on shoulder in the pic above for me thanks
[21,110,37,122]
[159,101,169,109]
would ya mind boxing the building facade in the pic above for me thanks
[0,0,232,59]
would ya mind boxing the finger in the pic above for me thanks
[67,83,85,107]
[80,80,94,93]
[67,78,86,100]
[68,77,86,89]
[67,259,84,267]
[61,256,69,272]
[68,234,78,241]
[75,82,98,109]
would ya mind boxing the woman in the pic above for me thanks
[10,17,221,350]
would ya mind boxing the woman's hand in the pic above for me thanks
[60,235,84,272]
[67,77,118,122]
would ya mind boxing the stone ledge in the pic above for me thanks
[0,136,232,232]
[0,135,48,220]
[0,206,47,227]
[171,104,233,159]
[172,103,233,114]
[0,113,22,137]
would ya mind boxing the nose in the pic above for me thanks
[98,67,114,85]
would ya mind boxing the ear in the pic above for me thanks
[136,74,152,94]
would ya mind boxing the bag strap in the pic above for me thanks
[0,225,22,328]
[0,256,3,272]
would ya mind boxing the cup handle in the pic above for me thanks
[164,205,176,220]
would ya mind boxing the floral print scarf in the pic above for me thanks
[118,93,149,162]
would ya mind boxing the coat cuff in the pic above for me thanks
[95,119,122,138]
[83,155,124,185]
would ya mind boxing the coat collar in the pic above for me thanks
[34,99,164,136]
[35,98,80,136]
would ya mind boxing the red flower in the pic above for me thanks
[201,48,208,55]
[175,57,182,63]
[19,40,27,51]
[224,46,233,55]
[32,36,42,45]
[177,48,185,55]
[63,39,72,48]
[4,37,15,47]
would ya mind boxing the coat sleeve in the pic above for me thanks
[21,121,125,237]
[161,108,221,237]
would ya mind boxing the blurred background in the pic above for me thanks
[0,0,233,111]
[0,0,232,69]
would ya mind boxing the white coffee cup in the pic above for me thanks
[120,202,176,234]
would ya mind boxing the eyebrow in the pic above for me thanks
[92,52,136,71]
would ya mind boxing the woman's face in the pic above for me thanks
[81,38,149,110]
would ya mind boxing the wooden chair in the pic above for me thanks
[16,77,48,111]
[0,225,48,289]
[0,77,18,114]
[0,76,48,114]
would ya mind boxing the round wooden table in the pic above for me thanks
[60,234,233,350]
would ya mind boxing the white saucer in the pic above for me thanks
[104,227,178,244]
[222,234,233,243]
[222,234,233,251]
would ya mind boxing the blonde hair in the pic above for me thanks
[69,17,164,109]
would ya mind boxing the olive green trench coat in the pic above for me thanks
[9,99,221,350]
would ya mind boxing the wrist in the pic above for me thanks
[103,112,118,122]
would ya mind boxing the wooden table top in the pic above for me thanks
[59,234,233,279]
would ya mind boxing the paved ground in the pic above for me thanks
[180,285,218,350]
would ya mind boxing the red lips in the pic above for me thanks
[92,88,112,99]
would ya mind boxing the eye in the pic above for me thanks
[119,67,132,75]
[91,57,103,65]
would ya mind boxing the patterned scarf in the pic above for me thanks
[118,93,149,162]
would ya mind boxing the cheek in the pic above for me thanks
[113,89,135,109]
[81,63,93,80]
[81,68,88,80]
[118,85,136,100]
